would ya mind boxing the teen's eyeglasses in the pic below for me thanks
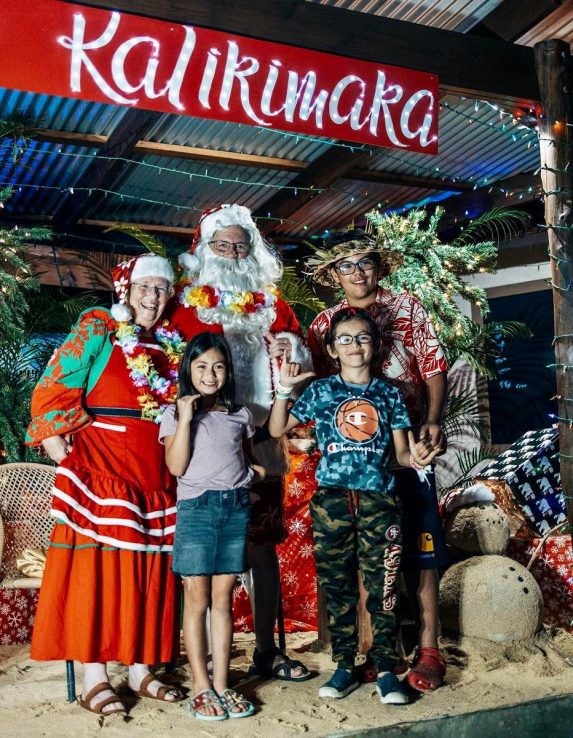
[209,240,251,255]
[333,256,377,276]
[131,282,171,296]
[334,333,373,345]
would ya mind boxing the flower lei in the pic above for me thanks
[179,283,277,314]
[115,320,186,423]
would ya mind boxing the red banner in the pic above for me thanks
[0,0,439,153]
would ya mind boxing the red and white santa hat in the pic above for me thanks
[179,204,257,273]
[110,253,174,322]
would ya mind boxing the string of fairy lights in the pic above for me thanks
[0,93,546,226]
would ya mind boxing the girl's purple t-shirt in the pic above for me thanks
[159,404,255,500]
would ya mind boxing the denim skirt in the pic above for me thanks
[172,487,250,576]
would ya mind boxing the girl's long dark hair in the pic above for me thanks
[177,332,237,413]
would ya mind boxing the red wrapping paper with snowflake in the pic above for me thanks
[233,449,319,633]
[0,588,39,645]
[506,534,573,632]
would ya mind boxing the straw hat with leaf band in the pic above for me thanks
[306,229,403,287]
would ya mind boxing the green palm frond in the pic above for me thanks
[364,207,532,372]
[443,446,499,492]
[451,207,530,248]
[443,389,489,442]
[25,289,100,334]
[105,223,167,257]
[452,320,533,378]
[279,266,326,314]
[277,266,327,331]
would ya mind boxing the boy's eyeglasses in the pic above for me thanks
[131,282,170,296]
[209,240,251,255]
[334,333,373,345]
[333,256,377,275]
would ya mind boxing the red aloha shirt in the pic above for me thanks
[308,289,448,428]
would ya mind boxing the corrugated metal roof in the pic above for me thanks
[0,1,549,250]
[306,0,505,31]
[517,2,573,47]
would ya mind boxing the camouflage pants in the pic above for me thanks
[310,487,402,671]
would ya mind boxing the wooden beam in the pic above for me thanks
[345,168,474,193]
[475,0,560,42]
[534,39,573,534]
[252,146,372,231]
[74,0,539,104]
[34,129,308,172]
[51,108,162,233]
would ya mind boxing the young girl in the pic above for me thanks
[160,332,264,721]
[269,307,441,706]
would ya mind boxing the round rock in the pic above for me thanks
[440,555,543,641]
[445,502,510,555]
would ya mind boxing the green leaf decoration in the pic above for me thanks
[0,225,52,341]
[278,265,326,329]
[105,223,167,257]
[364,207,531,371]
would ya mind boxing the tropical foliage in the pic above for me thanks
[365,206,530,371]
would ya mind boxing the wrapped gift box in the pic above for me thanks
[477,428,566,536]
[0,587,39,645]
[506,534,573,632]
[233,449,318,633]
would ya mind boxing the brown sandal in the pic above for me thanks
[135,672,185,702]
[406,647,446,692]
[78,682,127,715]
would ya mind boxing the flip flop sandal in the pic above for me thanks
[249,646,312,682]
[78,682,127,716]
[406,647,446,692]
[219,688,255,718]
[135,673,185,702]
[188,689,228,721]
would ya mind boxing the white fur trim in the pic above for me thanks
[131,255,174,284]
[445,482,496,514]
[275,331,312,369]
[178,251,200,273]
[111,303,132,322]
[199,204,256,242]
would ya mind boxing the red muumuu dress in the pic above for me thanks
[26,308,179,665]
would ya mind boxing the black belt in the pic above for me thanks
[89,407,142,418]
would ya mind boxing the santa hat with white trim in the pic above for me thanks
[110,253,174,322]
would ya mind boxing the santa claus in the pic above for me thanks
[167,203,312,682]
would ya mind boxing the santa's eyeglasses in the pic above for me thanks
[209,240,251,255]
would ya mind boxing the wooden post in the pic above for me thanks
[534,40,573,539]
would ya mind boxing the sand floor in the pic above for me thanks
[0,628,572,737]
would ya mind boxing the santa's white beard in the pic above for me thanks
[194,252,276,336]
[198,252,263,293]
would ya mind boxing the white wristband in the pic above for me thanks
[275,382,293,397]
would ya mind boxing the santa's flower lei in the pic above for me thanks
[179,283,277,314]
[115,320,186,423]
